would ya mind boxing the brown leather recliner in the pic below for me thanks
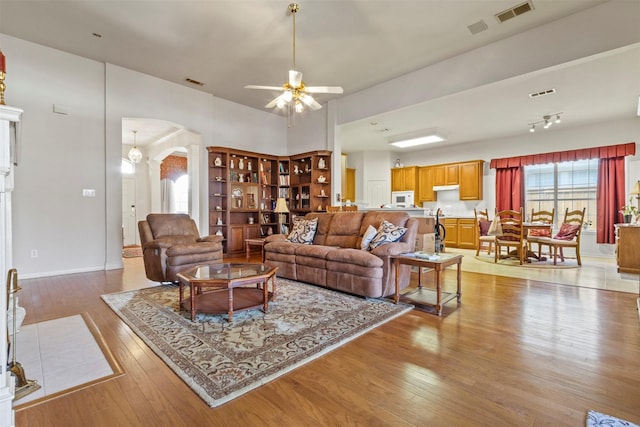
[138,213,224,283]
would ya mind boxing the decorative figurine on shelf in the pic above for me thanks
[317,175,326,183]
[248,161,252,171]
[239,173,244,183]
[395,159,402,168]
[239,158,244,170]
[214,157,222,166]
[293,164,300,174]
[321,189,326,197]
[318,204,323,211]
[267,227,273,236]
[318,158,325,169]
[215,230,223,236]
[230,159,235,169]
[217,217,223,225]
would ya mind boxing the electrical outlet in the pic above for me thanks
[30,249,38,258]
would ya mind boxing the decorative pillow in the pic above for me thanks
[360,225,378,250]
[369,220,407,250]
[528,227,550,237]
[286,217,318,244]
[478,220,491,236]
[553,223,580,241]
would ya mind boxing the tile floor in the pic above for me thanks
[11,314,114,406]
[448,248,640,294]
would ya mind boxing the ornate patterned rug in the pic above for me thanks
[587,410,639,426]
[101,279,413,407]
[122,245,143,258]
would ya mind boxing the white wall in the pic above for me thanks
[1,34,286,278]
[3,35,107,277]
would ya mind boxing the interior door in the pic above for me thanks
[122,177,137,246]
[367,180,389,208]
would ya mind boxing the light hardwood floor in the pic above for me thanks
[14,253,640,426]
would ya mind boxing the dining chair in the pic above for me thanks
[526,208,555,258]
[494,208,526,265]
[547,207,586,265]
[474,208,495,256]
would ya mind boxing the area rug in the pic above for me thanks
[122,245,143,258]
[475,253,578,269]
[587,410,639,426]
[101,278,413,407]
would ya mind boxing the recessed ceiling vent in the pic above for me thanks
[529,88,556,98]
[467,20,488,35]
[495,1,534,23]
[185,78,204,86]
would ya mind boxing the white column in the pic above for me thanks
[0,104,23,427]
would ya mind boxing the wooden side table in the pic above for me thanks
[391,253,463,316]
[245,237,267,262]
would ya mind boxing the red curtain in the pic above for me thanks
[495,167,523,212]
[596,157,626,244]
[489,142,635,168]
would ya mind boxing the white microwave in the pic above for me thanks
[391,191,414,208]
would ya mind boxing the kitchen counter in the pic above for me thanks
[359,207,474,219]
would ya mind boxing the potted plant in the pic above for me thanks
[619,197,638,223]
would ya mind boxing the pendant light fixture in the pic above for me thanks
[128,130,142,164]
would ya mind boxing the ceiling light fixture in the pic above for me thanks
[389,130,446,148]
[528,112,563,133]
[128,130,142,164]
[244,3,343,127]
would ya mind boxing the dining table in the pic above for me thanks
[523,221,553,261]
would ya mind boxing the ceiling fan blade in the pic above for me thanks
[265,95,283,109]
[308,98,323,111]
[305,86,344,94]
[245,85,284,91]
[289,70,303,88]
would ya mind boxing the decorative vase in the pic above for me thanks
[239,158,244,170]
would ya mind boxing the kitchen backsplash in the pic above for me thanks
[422,189,486,217]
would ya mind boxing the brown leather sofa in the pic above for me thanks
[138,214,224,283]
[264,211,418,298]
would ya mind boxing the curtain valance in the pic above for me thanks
[489,142,636,169]
[161,155,188,181]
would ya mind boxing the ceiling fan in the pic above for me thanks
[244,3,343,120]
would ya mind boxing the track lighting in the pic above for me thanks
[528,112,563,133]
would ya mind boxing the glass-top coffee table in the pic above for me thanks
[176,263,278,322]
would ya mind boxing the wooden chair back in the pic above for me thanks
[529,208,554,237]
[474,208,495,256]
[547,207,586,265]
[494,208,526,264]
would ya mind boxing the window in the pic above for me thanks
[524,159,597,231]
[121,158,135,175]
[173,174,189,214]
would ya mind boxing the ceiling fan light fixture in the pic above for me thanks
[244,3,343,126]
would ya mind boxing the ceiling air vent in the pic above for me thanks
[529,88,556,98]
[495,1,534,23]
[185,78,204,86]
[467,20,488,35]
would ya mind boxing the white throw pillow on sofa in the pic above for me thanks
[286,217,318,244]
[369,220,407,249]
[360,225,378,250]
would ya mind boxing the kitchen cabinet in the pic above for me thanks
[343,167,356,202]
[433,164,459,186]
[457,218,477,249]
[616,225,640,274]
[442,217,476,249]
[443,218,458,248]
[418,166,435,202]
[459,161,484,200]
[391,166,418,192]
